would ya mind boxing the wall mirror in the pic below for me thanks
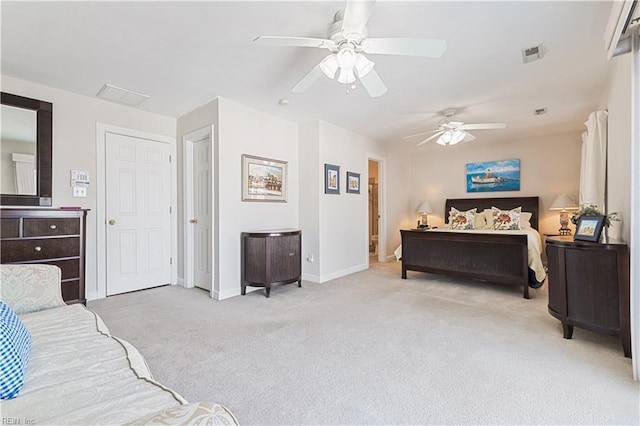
[1,92,52,206]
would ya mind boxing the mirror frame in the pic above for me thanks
[1,92,53,206]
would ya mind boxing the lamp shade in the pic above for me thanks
[550,193,578,211]
[320,54,339,79]
[416,200,434,214]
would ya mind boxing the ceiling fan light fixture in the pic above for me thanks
[336,46,357,70]
[320,54,339,79]
[354,53,374,77]
[436,129,465,146]
[337,68,356,84]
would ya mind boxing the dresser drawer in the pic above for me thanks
[61,280,81,302]
[1,237,80,262]
[41,258,80,281]
[23,218,80,237]
[0,218,20,238]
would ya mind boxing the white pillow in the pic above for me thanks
[520,211,532,229]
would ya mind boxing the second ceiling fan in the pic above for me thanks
[254,0,447,98]
[404,109,507,146]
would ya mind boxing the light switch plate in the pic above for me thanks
[73,187,87,197]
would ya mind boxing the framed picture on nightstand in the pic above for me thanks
[574,215,605,242]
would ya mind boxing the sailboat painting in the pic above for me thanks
[466,159,520,192]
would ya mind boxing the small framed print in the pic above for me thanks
[574,215,605,242]
[325,164,340,194]
[346,172,360,194]
[242,154,287,202]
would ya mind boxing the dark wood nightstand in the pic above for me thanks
[241,229,301,298]
[546,236,630,357]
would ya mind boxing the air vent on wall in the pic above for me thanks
[522,45,544,64]
[534,107,548,116]
[96,84,149,107]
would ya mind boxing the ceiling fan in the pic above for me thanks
[253,0,446,98]
[404,109,507,146]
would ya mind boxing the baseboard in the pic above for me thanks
[86,291,98,301]
[302,273,320,283]
[385,254,397,262]
[176,277,185,287]
[318,263,368,283]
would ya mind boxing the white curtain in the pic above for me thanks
[579,111,608,210]
[12,153,36,195]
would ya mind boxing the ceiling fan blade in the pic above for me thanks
[360,38,447,57]
[292,62,325,93]
[403,129,439,139]
[358,68,387,98]
[463,132,476,142]
[342,0,376,37]
[416,131,444,147]
[460,123,506,130]
[253,36,335,49]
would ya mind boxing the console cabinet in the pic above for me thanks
[1,208,88,305]
[241,229,301,298]
[546,236,630,357]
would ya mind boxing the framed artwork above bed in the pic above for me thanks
[466,159,520,192]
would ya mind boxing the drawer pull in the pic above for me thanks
[49,224,57,230]
[289,252,295,256]
[34,246,42,252]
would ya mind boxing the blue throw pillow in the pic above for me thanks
[0,301,32,399]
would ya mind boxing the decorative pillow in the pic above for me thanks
[481,209,494,229]
[0,301,31,400]
[449,207,477,230]
[492,206,522,230]
[520,211,533,229]
[474,210,487,229]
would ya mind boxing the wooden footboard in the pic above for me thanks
[400,230,530,299]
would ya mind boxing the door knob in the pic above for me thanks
[190,219,198,224]
[108,219,116,225]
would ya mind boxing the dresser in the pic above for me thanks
[546,236,630,357]
[1,208,88,305]
[241,229,301,298]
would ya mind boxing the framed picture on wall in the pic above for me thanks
[346,171,360,194]
[324,164,340,194]
[465,158,520,192]
[242,154,287,202]
[574,215,605,242]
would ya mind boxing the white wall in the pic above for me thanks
[600,53,632,242]
[299,121,320,279]
[216,98,299,299]
[387,131,583,241]
[1,75,176,300]
[299,120,386,282]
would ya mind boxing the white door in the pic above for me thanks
[192,138,212,290]
[105,133,172,295]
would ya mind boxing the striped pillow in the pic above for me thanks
[0,301,31,399]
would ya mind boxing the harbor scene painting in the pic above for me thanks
[466,159,520,192]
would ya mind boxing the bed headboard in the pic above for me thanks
[444,196,540,230]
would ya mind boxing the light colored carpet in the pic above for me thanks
[89,262,639,425]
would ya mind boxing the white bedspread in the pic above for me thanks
[395,228,546,283]
[3,305,193,424]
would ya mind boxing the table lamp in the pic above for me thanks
[416,200,434,229]
[550,193,579,235]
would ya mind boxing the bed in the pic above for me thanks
[399,196,545,299]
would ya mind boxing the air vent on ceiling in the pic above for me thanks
[96,84,149,107]
[522,45,544,64]
[534,107,548,116]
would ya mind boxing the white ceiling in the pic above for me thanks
[1,1,614,150]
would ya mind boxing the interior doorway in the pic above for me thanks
[368,159,380,263]
[183,125,215,295]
